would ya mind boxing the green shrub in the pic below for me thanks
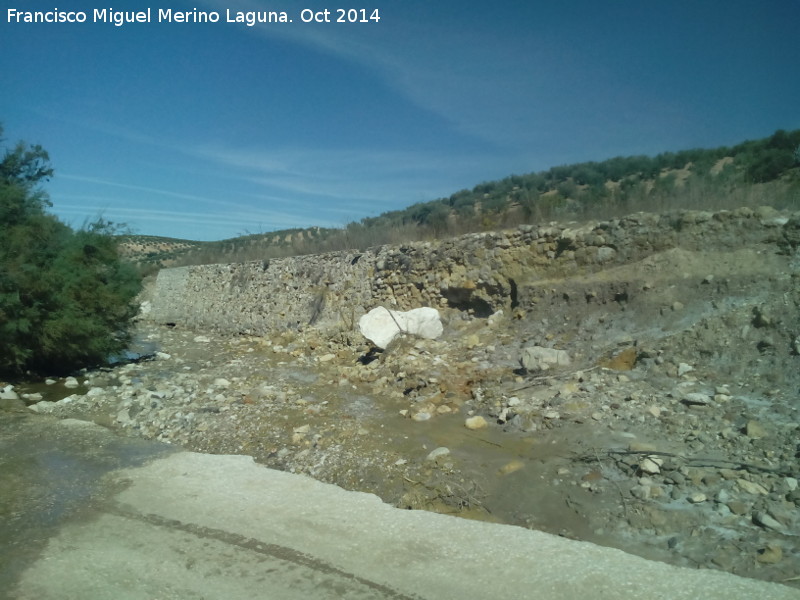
[0,125,141,375]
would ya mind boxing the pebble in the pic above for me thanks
[677,363,694,376]
[425,447,451,462]
[464,415,488,430]
[688,493,707,504]
[756,544,783,564]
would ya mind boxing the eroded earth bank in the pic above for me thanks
[7,206,800,589]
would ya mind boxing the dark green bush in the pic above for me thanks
[0,125,141,375]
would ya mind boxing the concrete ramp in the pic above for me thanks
[14,452,800,600]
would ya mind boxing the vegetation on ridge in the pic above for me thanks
[125,129,800,270]
[0,125,141,376]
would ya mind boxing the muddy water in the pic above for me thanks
[0,413,175,593]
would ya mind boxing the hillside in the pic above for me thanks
[121,128,800,270]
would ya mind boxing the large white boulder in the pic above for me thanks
[358,306,443,349]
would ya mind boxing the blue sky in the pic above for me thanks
[2,0,798,240]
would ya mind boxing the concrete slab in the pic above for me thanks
[12,451,800,600]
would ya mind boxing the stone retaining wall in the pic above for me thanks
[147,207,797,335]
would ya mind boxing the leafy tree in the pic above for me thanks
[0,125,141,375]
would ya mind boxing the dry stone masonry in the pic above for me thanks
[148,206,797,336]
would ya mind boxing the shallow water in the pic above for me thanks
[0,413,175,593]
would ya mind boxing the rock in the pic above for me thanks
[464,415,488,430]
[464,334,480,349]
[213,378,231,389]
[756,544,783,564]
[785,477,798,492]
[639,457,663,475]
[194,335,211,343]
[425,447,450,462]
[358,306,443,349]
[596,246,616,263]
[498,459,525,476]
[28,401,57,413]
[745,420,767,439]
[64,377,80,389]
[687,493,707,504]
[520,346,571,372]
[681,393,711,406]
[116,407,132,425]
[677,363,694,376]
[318,353,336,363]
[0,385,19,400]
[752,511,786,533]
[727,500,749,515]
[487,310,504,327]
[736,479,769,495]
[412,411,432,422]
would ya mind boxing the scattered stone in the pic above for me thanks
[677,363,694,376]
[752,511,786,533]
[28,401,56,413]
[756,544,783,564]
[681,393,711,406]
[412,411,432,422]
[358,306,443,349]
[736,479,769,495]
[639,457,663,475]
[425,447,450,462]
[464,415,488,430]
[318,353,336,363]
[520,346,571,373]
[193,335,211,343]
[752,306,772,328]
[727,501,749,515]
[0,385,19,400]
[487,310,504,327]
[688,493,707,504]
[464,334,480,349]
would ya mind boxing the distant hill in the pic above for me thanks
[122,128,800,271]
